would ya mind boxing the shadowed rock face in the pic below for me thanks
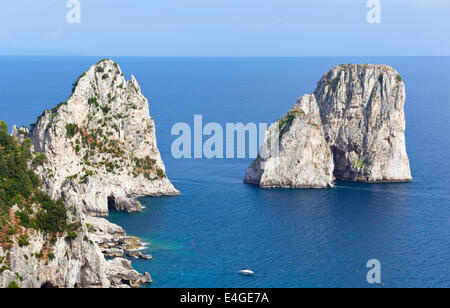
[30,59,179,216]
[245,64,412,188]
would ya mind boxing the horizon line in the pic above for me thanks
[0,55,449,58]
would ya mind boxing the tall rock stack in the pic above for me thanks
[245,64,412,188]
[31,59,179,216]
[1,60,177,288]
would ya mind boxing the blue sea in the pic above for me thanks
[1,57,449,288]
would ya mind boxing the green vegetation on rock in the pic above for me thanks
[0,121,79,252]
[133,156,166,181]
[66,123,77,139]
[88,97,99,107]
[32,153,47,168]
[351,155,369,172]
[278,109,306,131]
[7,281,20,288]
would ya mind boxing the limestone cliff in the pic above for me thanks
[0,202,109,288]
[244,94,334,188]
[245,64,412,188]
[1,60,177,288]
[0,208,151,288]
[30,59,179,216]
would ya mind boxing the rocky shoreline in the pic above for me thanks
[86,215,154,286]
[0,59,178,288]
[87,216,152,261]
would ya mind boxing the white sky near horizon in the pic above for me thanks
[0,0,449,56]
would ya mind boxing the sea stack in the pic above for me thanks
[30,59,179,216]
[1,60,177,288]
[245,64,412,188]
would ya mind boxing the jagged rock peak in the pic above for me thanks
[30,59,179,216]
[245,63,412,188]
[70,59,141,106]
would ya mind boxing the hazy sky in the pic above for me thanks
[1,0,449,56]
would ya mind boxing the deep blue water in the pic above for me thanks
[1,57,449,287]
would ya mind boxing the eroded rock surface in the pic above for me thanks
[30,59,179,216]
[0,219,110,288]
[1,60,175,288]
[244,94,334,188]
[106,258,152,288]
[245,64,412,188]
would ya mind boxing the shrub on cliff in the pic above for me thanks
[66,123,77,138]
[7,281,20,288]
[0,121,77,249]
[32,153,47,168]
[33,191,68,234]
[0,123,39,204]
[0,121,7,134]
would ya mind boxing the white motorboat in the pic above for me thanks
[238,269,255,276]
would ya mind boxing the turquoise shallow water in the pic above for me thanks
[1,56,450,287]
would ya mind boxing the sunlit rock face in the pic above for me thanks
[244,94,334,188]
[1,60,177,288]
[31,59,179,216]
[245,64,412,188]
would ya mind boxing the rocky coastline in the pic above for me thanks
[0,60,178,288]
